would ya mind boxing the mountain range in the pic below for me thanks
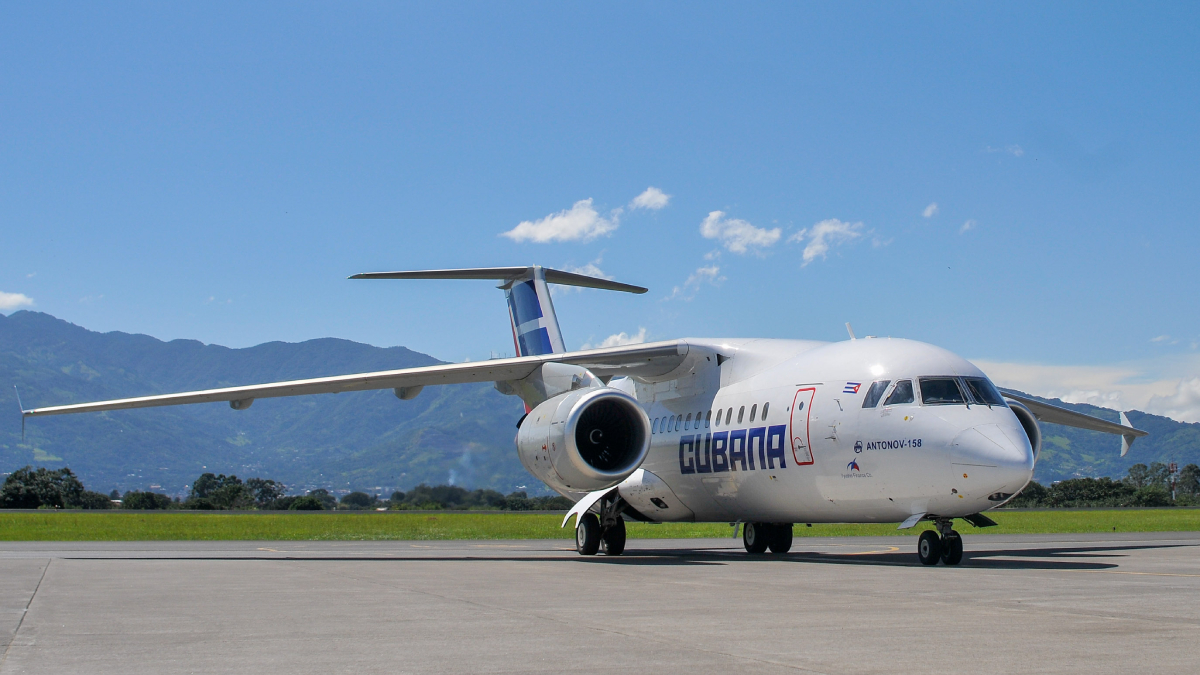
[2,310,1198,496]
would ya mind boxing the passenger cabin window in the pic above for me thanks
[684,413,693,430]
[963,377,1006,407]
[725,408,733,425]
[737,406,745,424]
[862,380,891,408]
[705,410,712,428]
[761,402,769,420]
[884,380,915,405]
[749,404,758,422]
[920,377,967,405]
[668,415,676,432]
[652,418,659,434]
[674,415,682,432]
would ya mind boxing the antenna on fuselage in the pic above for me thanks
[845,323,856,340]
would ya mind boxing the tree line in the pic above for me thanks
[0,466,572,511]
[1006,462,1200,508]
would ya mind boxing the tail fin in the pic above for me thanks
[349,266,646,357]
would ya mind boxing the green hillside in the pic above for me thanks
[1,311,528,496]
[3,311,1198,495]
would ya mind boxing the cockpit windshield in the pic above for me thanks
[919,377,966,405]
[884,380,914,405]
[963,377,1006,407]
[862,380,891,408]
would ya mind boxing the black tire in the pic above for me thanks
[600,518,626,556]
[576,513,601,556]
[767,523,793,553]
[940,531,963,565]
[917,530,942,565]
[743,522,769,553]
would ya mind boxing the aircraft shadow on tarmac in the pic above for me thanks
[64,542,1194,571]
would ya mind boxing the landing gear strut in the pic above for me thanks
[575,494,627,556]
[742,523,793,554]
[916,519,963,566]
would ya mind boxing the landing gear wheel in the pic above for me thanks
[743,522,769,553]
[917,530,942,565]
[767,523,793,553]
[940,531,963,565]
[576,513,600,556]
[600,518,626,556]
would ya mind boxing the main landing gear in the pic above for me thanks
[917,519,963,566]
[742,522,793,554]
[575,494,627,556]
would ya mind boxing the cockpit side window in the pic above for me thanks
[920,377,966,405]
[862,380,891,408]
[963,377,1007,407]
[884,380,915,405]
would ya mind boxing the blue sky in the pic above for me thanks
[3,3,1199,419]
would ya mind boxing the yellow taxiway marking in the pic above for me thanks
[841,546,901,555]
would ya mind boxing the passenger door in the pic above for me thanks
[789,387,817,465]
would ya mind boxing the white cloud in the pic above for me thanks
[630,187,670,210]
[923,203,939,218]
[986,144,1025,157]
[1147,378,1200,423]
[960,219,976,233]
[788,218,864,265]
[581,327,648,350]
[700,211,781,254]
[664,265,725,301]
[501,199,619,243]
[0,292,34,311]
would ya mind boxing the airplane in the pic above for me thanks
[21,265,1148,565]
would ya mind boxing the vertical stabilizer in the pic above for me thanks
[502,266,565,356]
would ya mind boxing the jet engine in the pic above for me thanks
[1006,399,1042,462]
[516,387,651,494]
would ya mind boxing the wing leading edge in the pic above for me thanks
[22,340,689,418]
[1000,389,1148,456]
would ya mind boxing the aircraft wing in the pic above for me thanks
[21,340,689,418]
[1000,389,1148,456]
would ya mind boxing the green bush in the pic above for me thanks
[122,491,173,510]
[0,466,85,509]
[287,496,326,510]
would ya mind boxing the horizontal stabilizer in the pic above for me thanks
[349,266,647,294]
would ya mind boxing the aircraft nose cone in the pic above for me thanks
[951,424,1035,496]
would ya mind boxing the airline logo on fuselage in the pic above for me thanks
[679,425,788,475]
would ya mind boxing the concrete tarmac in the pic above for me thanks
[2,532,1199,674]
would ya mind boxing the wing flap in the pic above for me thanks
[23,340,689,417]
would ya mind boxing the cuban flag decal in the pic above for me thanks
[843,382,862,394]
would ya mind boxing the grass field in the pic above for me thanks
[0,509,1198,541]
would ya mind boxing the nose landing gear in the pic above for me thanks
[916,519,964,566]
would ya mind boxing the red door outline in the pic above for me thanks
[789,388,816,466]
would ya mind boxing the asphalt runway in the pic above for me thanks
[2,533,1199,674]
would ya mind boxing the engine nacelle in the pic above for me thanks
[1006,399,1042,463]
[516,387,651,494]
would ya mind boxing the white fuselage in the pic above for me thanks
[610,337,1035,524]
